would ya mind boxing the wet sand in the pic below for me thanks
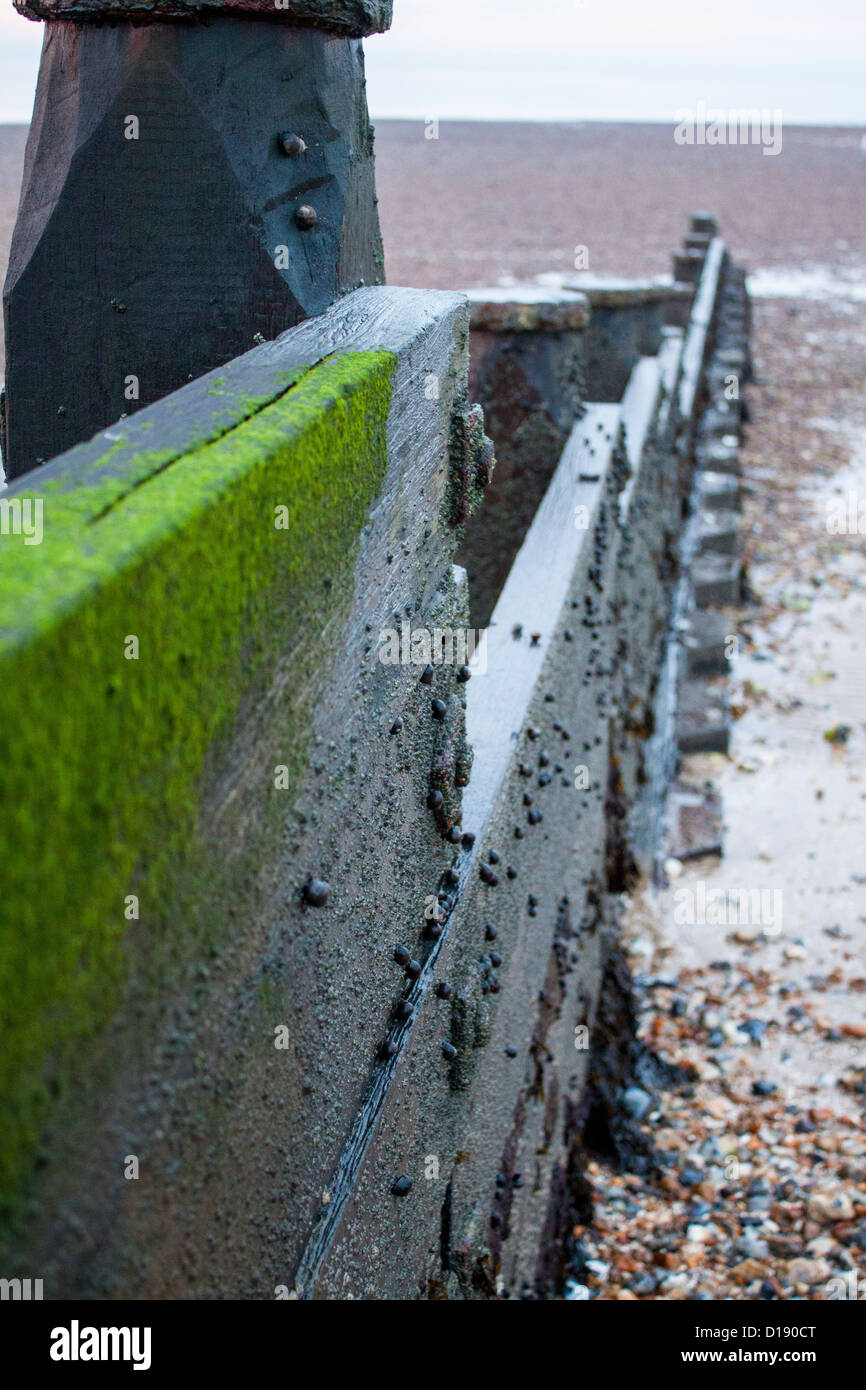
[2,119,866,377]
[373,120,866,291]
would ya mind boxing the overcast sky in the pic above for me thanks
[1,0,864,126]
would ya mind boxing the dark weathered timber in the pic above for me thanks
[2,17,385,477]
[1,286,480,1298]
[0,231,747,1297]
[14,0,393,32]
[458,290,589,628]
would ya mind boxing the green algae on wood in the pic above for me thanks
[0,348,395,1211]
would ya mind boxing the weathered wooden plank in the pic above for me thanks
[303,294,702,1298]
[0,285,487,1297]
[463,403,620,836]
[678,237,727,420]
[4,286,464,514]
[460,289,590,627]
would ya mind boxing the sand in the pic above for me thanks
[2,118,865,379]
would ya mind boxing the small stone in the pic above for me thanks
[787,1257,830,1286]
[739,1229,770,1259]
[686,1224,713,1244]
[628,937,653,959]
[739,1019,767,1042]
[679,1167,704,1188]
[784,944,807,961]
[806,1189,855,1224]
[734,925,762,944]
[622,1087,652,1120]
[806,1236,835,1257]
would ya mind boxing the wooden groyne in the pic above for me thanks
[0,214,750,1296]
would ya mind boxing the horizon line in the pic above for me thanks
[0,114,864,130]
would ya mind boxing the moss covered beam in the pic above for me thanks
[0,286,480,1297]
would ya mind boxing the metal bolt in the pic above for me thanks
[295,204,318,230]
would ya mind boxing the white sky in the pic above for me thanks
[1,0,864,125]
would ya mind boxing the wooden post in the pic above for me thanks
[2,1,392,478]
